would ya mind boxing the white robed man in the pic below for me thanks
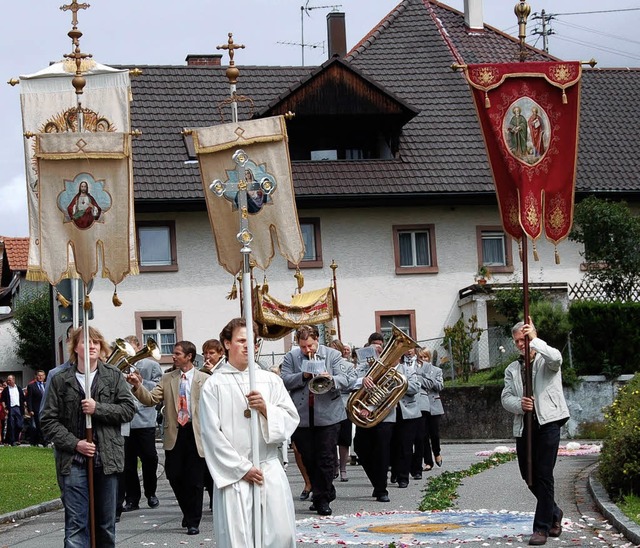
[200,317,300,548]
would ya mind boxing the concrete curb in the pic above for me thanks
[588,467,640,546]
[0,498,62,525]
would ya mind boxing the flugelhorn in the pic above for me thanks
[108,338,161,373]
[309,374,333,394]
[106,338,136,367]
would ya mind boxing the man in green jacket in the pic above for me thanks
[41,326,135,548]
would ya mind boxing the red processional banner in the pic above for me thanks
[465,62,581,244]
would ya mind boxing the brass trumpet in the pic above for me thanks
[309,374,333,394]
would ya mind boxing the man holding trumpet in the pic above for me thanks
[281,325,356,516]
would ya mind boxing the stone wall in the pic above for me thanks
[439,375,634,440]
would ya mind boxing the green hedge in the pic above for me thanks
[568,301,640,375]
[598,373,640,501]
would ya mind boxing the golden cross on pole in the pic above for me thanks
[60,0,90,28]
[217,33,245,85]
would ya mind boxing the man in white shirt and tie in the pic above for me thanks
[127,341,208,536]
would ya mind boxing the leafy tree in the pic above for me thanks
[491,284,544,334]
[12,288,53,372]
[442,315,483,382]
[569,196,640,301]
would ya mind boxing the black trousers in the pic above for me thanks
[516,419,563,534]
[165,423,205,528]
[391,412,420,483]
[354,422,393,497]
[423,413,442,467]
[123,427,159,504]
[410,411,428,475]
[292,423,340,505]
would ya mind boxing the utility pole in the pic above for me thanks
[530,9,555,53]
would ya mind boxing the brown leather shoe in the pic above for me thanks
[528,531,548,545]
[549,509,563,537]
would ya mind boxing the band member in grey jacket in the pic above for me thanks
[390,349,421,488]
[418,348,444,471]
[281,325,356,516]
[501,318,569,546]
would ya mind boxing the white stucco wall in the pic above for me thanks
[0,319,30,385]
[62,204,586,363]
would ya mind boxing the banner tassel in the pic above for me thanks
[294,267,305,293]
[484,91,490,108]
[112,286,123,307]
[562,89,567,104]
[56,290,71,308]
[533,242,539,261]
[226,279,238,300]
[518,240,523,262]
[83,294,92,311]
[555,247,561,265]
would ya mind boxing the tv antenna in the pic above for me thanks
[298,2,342,66]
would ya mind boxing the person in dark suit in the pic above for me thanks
[1,375,26,445]
[281,325,356,516]
[25,370,47,446]
[126,341,208,536]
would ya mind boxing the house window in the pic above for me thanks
[392,224,438,274]
[375,310,416,341]
[137,221,178,272]
[476,226,514,274]
[291,218,323,269]
[135,311,183,365]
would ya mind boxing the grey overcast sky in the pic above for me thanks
[1,0,639,237]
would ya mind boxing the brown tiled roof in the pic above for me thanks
[1,237,29,272]
[128,0,640,204]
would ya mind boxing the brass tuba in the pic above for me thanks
[106,338,136,367]
[347,324,420,428]
[107,338,161,373]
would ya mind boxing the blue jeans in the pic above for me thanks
[62,463,118,548]
[516,420,563,534]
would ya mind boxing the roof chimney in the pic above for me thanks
[185,54,223,66]
[327,12,347,59]
[464,0,484,31]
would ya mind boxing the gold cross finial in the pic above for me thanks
[60,1,90,28]
[217,33,245,85]
[217,33,245,65]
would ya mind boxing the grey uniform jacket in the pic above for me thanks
[501,337,570,437]
[130,358,163,429]
[396,361,422,420]
[281,344,356,427]
[418,363,444,416]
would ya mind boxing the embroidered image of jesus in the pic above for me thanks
[67,180,101,228]
[57,173,112,230]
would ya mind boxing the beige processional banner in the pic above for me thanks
[19,61,136,282]
[34,132,136,285]
[193,116,305,275]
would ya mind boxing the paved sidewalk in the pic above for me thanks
[1,441,638,547]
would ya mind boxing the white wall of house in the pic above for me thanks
[0,319,30,385]
[70,203,586,365]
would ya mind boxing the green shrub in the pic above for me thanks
[598,373,640,501]
[577,420,608,440]
[569,301,640,375]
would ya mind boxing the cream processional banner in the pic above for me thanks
[20,60,137,284]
